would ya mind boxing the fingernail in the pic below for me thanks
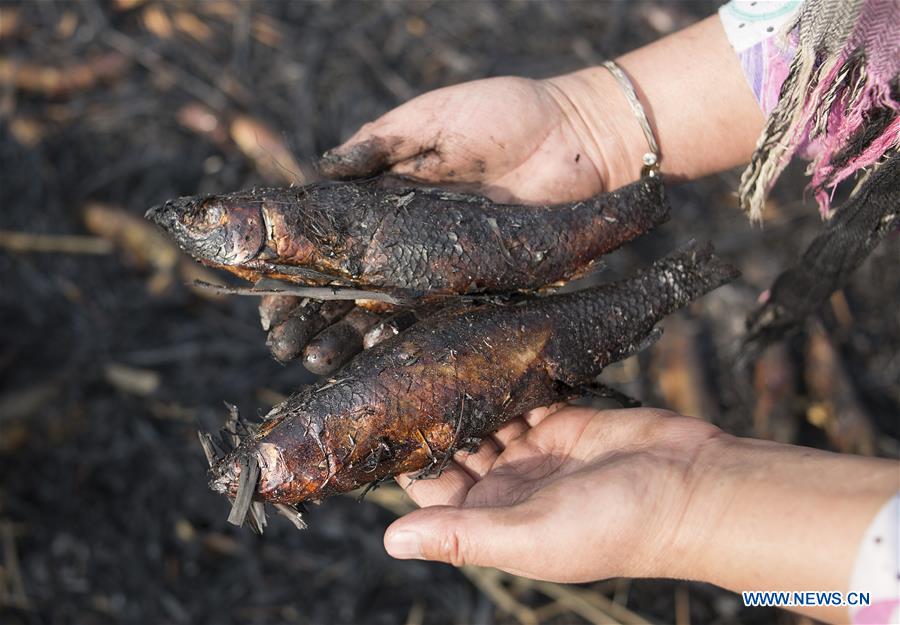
[385,530,423,559]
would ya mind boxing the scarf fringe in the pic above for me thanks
[810,82,900,216]
[738,0,899,221]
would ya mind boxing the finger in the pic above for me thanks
[266,317,310,363]
[303,308,382,375]
[318,100,442,179]
[319,136,407,179]
[522,402,569,427]
[490,417,530,451]
[265,300,353,363]
[258,294,302,331]
[453,438,500,481]
[396,465,474,508]
[384,505,527,569]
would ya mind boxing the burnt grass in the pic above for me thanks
[1,2,897,625]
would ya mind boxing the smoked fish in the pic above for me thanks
[146,176,669,296]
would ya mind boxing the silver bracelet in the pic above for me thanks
[602,60,661,178]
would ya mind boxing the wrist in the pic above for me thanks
[545,15,765,193]
[540,68,649,191]
[664,433,898,621]
[643,428,738,581]
[615,15,765,183]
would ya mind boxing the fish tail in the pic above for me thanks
[589,174,670,228]
[543,241,738,381]
[637,240,741,314]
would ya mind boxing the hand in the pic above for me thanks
[318,75,630,204]
[383,405,898,624]
[383,405,722,582]
[261,74,640,372]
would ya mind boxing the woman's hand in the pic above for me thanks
[319,75,629,204]
[384,405,722,582]
[384,405,899,624]
[319,14,769,202]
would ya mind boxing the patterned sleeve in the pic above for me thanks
[718,1,802,116]
[849,492,900,625]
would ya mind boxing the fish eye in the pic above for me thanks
[206,204,225,225]
[201,203,225,226]
[184,201,226,231]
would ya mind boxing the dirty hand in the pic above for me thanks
[318,75,629,204]
[384,405,719,581]
[260,74,638,374]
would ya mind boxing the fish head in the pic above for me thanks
[146,194,265,266]
[208,418,329,505]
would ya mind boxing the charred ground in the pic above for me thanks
[1,2,898,625]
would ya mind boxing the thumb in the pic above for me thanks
[318,134,403,180]
[384,505,523,569]
[320,89,460,179]
[319,109,436,180]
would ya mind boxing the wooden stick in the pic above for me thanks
[227,456,260,526]
[0,230,113,255]
[535,581,655,625]
[191,279,414,306]
[459,567,538,625]
[0,521,30,610]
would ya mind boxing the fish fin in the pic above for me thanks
[227,455,260,528]
[356,477,391,501]
[253,277,422,306]
[616,326,663,361]
[374,175,488,203]
[246,501,268,535]
[408,407,467,481]
[256,262,350,284]
[551,373,642,408]
[190,278,419,306]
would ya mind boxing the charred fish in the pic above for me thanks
[146,176,669,296]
